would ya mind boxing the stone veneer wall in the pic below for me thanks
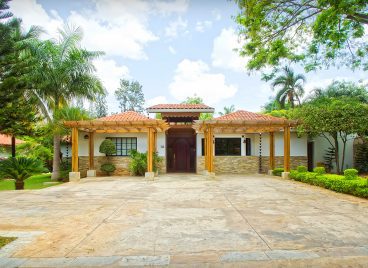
[79,156,166,177]
[196,155,308,175]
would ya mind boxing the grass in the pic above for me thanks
[0,236,16,249]
[0,174,62,191]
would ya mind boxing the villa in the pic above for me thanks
[63,104,354,180]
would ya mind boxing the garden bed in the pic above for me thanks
[0,236,16,249]
[284,166,368,198]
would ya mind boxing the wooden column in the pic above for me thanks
[283,126,291,172]
[147,128,154,172]
[204,130,208,170]
[269,132,275,170]
[71,127,79,172]
[208,127,214,172]
[88,131,94,170]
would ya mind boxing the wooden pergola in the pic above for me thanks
[193,119,297,173]
[64,119,169,174]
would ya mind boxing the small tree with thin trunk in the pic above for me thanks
[292,98,368,174]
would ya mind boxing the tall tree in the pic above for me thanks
[270,66,305,108]
[27,25,104,180]
[94,93,108,118]
[219,105,235,116]
[0,0,41,156]
[235,0,368,71]
[115,79,145,113]
[292,97,368,174]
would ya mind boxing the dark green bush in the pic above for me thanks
[297,166,307,173]
[344,169,358,180]
[313,167,326,175]
[128,150,163,176]
[101,163,116,175]
[99,139,117,156]
[272,168,284,176]
[288,169,367,199]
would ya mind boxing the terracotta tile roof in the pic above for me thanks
[96,111,154,121]
[147,104,214,110]
[215,110,284,121]
[0,134,24,146]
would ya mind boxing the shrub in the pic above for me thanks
[129,150,147,176]
[313,167,326,175]
[0,157,47,190]
[344,169,359,180]
[100,163,116,176]
[297,166,307,173]
[272,168,284,176]
[99,139,117,156]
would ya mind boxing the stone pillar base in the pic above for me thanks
[87,170,96,177]
[282,172,290,179]
[268,170,274,176]
[145,172,155,180]
[207,172,216,179]
[69,172,80,182]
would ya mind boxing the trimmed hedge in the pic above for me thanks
[272,168,284,176]
[297,165,307,173]
[313,167,326,175]
[344,169,358,180]
[289,170,368,198]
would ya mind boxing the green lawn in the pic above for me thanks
[0,174,62,191]
[0,236,16,249]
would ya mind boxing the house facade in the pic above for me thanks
[64,104,316,179]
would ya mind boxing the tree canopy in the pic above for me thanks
[182,95,214,120]
[115,79,145,113]
[235,0,368,71]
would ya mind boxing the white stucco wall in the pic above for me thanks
[313,134,355,171]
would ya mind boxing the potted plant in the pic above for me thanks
[99,139,117,176]
[0,157,47,190]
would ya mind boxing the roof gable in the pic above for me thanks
[215,110,284,122]
[147,103,214,113]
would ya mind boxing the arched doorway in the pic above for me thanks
[166,128,196,172]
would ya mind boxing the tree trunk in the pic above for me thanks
[341,138,347,173]
[333,134,340,174]
[51,134,61,181]
[11,135,16,157]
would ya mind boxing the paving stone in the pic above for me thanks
[220,251,270,262]
[21,257,73,267]
[0,257,27,267]
[119,255,170,266]
[266,250,320,260]
[70,256,121,266]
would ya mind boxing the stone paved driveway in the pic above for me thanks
[0,174,368,267]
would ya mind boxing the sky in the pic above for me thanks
[9,0,368,116]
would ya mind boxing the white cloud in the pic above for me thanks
[165,17,188,38]
[153,0,189,15]
[10,0,63,38]
[93,58,131,113]
[195,20,212,32]
[145,96,168,108]
[212,9,222,21]
[211,28,248,72]
[168,46,176,55]
[169,59,238,104]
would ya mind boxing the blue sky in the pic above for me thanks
[10,0,368,115]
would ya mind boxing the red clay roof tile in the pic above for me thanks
[147,104,213,110]
[0,134,24,146]
[96,111,153,121]
[215,110,284,121]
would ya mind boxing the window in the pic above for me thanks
[106,137,137,156]
[215,138,241,156]
[245,138,251,156]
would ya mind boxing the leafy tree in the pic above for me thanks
[261,97,283,113]
[270,66,305,108]
[292,98,368,174]
[115,79,145,113]
[0,0,41,156]
[219,105,235,116]
[306,81,368,103]
[182,95,213,120]
[99,139,117,156]
[16,138,53,171]
[27,25,104,180]
[235,0,368,71]
[93,93,108,118]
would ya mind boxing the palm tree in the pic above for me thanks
[219,105,235,116]
[271,66,306,108]
[27,25,104,180]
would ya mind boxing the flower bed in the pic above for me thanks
[288,167,368,198]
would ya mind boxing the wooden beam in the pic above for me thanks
[208,127,214,172]
[147,127,154,172]
[283,126,291,172]
[269,132,275,170]
[71,127,78,172]
[89,131,94,170]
